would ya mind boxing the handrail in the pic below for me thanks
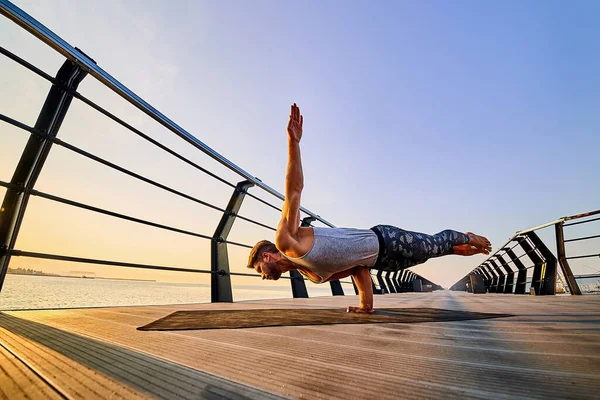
[0,0,334,228]
[0,0,442,303]
[452,210,600,295]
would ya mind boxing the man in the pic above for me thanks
[247,104,492,313]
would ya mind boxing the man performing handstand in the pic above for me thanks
[247,104,492,313]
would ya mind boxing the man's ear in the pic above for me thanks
[263,252,276,263]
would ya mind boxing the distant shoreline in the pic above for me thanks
[7,273,156,282]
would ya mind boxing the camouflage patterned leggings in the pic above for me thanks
[370,225,471,272]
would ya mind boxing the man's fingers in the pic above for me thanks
[300,114,303,127]
[347,306,374,314]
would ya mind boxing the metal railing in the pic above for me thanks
[450,210,600,295]
[0,0,437,303]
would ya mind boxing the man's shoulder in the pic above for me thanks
[276,226,314,258]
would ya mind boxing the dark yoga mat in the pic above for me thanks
[138,307,512,331]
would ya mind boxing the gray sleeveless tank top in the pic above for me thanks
[281,227,379,283]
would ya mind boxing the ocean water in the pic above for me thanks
[0,274,335,310]
[1,275,596,311]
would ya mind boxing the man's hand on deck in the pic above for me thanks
[287,103,303,143]
[347,305,374,314]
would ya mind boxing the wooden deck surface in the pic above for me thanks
[1,291,599,399]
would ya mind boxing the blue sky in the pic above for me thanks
[0,0,598,289]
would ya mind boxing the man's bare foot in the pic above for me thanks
[466,232,492,254]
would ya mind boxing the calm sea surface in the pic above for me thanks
[1,275,597,311]
[0,274,335,310]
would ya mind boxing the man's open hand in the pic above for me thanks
[347,305,374,314]
[287,103,303,143]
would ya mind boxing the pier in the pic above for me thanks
[2,291,599,399]
[1,1,599,398]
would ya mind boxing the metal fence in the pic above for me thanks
[0,0,437,303]
[450,210,600,295]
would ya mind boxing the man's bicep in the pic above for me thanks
[326,268,356,282]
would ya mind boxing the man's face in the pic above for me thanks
[255,261,282,281]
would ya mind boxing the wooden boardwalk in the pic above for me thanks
[1,291,599,399]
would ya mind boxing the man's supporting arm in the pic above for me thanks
[348,267,374,314]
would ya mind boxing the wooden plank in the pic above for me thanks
[0,343,63,400]
[3,292,600,400]
[0,312,286,400]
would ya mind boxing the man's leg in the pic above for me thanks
[372,225,491,271]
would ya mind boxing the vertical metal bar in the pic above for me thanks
[526,231,557,296]
[479,264,492,291]
[478,266,492,290]
[497,254,515,294]
[375,270,389,294]
[351,278,359,295]
[484,263,498,293]
[412,277,423,292]
[471,273,486,293]
[0,59,87,292]
[384,271,396,293]
[211,180,254,302]
[391,271,401,292]
[329,278,345,296]
[555,222,582,295]
[398,270,408,292]
[519,236,543,295]
[506,242,528,294]
[371,275,381,295]
[489,260,505,293]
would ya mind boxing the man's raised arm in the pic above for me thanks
[276,103,304,251]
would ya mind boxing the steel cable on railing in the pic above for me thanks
[0,45,55,83]
[28,188,252,248]
[1,45,285,216]
[6,249,304,280]
[74,91,285,214]
[564,234,600,243]
[0,112,277,232]
[566,253,600,260]
[563,216,600,227]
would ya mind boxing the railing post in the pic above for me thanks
[485,263,498,292]
[397,270,408,292]
[407,272,416,292]
[470,273,486,294]
[489,259,505,293]
[497,253,515,294]
[506,242,528,294]
[412,277,423,292]
[555,222,582,295]
[391,271,401,292]
[211,180,254,302]
[376,270,389,294]
[0,59,87,293]
[519,236,544,295]
[329,278,345,296]
[385,271,396,293]
[526,232,557,295]
[478,266,492,291]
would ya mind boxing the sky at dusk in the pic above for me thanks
[0,0,598,294]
